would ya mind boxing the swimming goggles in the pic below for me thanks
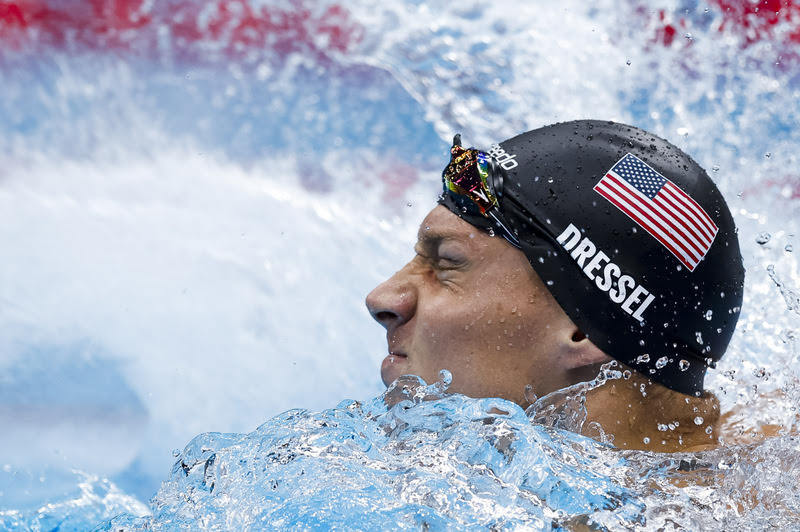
[442,134,521,247]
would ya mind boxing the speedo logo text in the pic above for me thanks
[487,144,518,170]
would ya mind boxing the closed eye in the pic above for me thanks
[436,255,464,269]
[414,236,468,272]
[436,242,467,268]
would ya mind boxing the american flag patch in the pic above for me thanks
[594,153,718,271]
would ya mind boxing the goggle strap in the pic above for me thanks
[488,210,521,248]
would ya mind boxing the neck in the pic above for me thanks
[582,372,721,452]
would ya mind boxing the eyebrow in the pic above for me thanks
[414,229,467,251]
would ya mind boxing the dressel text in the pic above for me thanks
[556,223,656,322]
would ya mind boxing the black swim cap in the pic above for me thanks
[439,120,744,396]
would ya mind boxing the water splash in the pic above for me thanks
[527,360,623,435]
[96,380,647,530]
[85,376,800,530]
[767,264,800,313]
[0,470,147,531]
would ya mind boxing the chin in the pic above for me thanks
[380,355,409,387]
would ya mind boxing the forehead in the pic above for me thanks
[417,205,483,243]
[415,205,521,262]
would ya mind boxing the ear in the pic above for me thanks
[560,327,612,370]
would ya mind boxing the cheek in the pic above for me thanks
[485,305,539,351]
[417,295,491,352]
[484,281,554,352]
[435,302,530,357]
[415,263,553,359]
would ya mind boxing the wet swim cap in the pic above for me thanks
[439,120,744,396]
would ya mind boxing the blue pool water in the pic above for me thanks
[2,0,800,529]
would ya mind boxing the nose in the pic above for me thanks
[365,265,417,331]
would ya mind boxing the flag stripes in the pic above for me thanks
[593,154,719,272]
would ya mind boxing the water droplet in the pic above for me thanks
[547,177,554,184]
[695,331,703,344]
[678,359,690,371]
[638,339,645,346]
[643,437,651,444]
[636,353,650,364]
[786,244,794,252]
[756,232,771,245]
[622,370,632,380]
[712,164,720,172]
[546,280,554,286]
[684,32,693,40]
[705,425,713,435]
[765,152,772,158]
[406,201,412,207]
[694,416,704,425]
[172,449,181,457]
[704,310,713,321]
[655,356,669,369]
[625,59,631,66]
[657,423,668,432]
[487,227,495,237]
[524,384,537,404]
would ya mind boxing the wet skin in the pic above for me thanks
[365,206,734,453]
[366,205,581,405]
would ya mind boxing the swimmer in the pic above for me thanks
[366,120,745,452]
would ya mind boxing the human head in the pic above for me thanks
[368,119,743,401]
[365,204,611,405]
[437,120,744,396]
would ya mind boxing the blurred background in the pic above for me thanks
[1,0,799,510]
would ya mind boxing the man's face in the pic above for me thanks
[365,205,576,405]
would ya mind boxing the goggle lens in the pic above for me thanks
[442,137,499,216]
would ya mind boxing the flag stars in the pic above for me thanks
[611,153,668,199]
